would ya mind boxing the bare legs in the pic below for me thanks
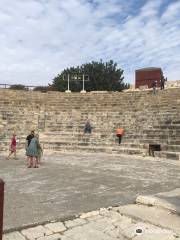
[27,156,33,168]
[34,157,39,168]
[7,151,16,160]
[27,156,39,168]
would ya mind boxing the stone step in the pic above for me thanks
[1,88,180,162]
[41,144,144,155]
[1,133,180,159]
[162,144,180,151]
[115,204,180,236]
[124,135,180,141]
[136,189,180,215]
[123,138,180,145]
[23,103,179,107]
[154,151,180,160]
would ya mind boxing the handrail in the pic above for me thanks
[0,84,49,91]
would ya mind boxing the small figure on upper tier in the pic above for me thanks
[116,128,124,145]
[160,76,165,90]
[152,80,157,95]
[84,121,92,134]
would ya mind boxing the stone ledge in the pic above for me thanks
[136,188,180,215]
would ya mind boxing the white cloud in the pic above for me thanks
[0,0,179,86]
[161,1,180,20]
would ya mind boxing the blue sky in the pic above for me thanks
[0,0,180,86]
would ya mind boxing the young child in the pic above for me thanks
[7,134,17,159]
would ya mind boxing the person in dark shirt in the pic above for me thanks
[26,131,34,146]
[160,76,165,90]
[84,121,92,134]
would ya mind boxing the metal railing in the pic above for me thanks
[0,84,44,90]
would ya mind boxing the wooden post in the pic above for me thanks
[0,179,4,240]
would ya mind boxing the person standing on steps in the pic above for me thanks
[84,121,92,134]
[116,128,124,144]
[7,134,17,159]
[152,80,157,95]
[160,76,165,90]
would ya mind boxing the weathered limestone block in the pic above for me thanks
[80,210,99,219]
[21,225,53,239]
[37,233,62,240]
[62,225,116,240]
[65,218,86,228]
[45,222,66,233]
[136,195,178,213]
[3,231,26,240]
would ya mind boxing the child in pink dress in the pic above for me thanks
[7,134,17,159]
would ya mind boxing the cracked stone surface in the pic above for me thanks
[0,152,180,230]
[3,206,180,240]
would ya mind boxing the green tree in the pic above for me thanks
[10,84,28,90]
[51,60,129,92]
[33,86,52,92]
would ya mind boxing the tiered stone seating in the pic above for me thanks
[0,88,180,160]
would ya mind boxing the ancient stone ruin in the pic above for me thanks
[0,88,180,160]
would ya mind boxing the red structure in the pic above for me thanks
[0,179,4,240]
[135,67,163,88]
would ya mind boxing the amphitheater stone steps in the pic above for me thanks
[0,88,180,160]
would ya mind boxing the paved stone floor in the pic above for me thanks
[3,203,180,240]
[0,152,180,231]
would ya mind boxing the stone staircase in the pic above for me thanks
[0,88,180,160]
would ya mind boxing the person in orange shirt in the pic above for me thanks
[116,128,124,144]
